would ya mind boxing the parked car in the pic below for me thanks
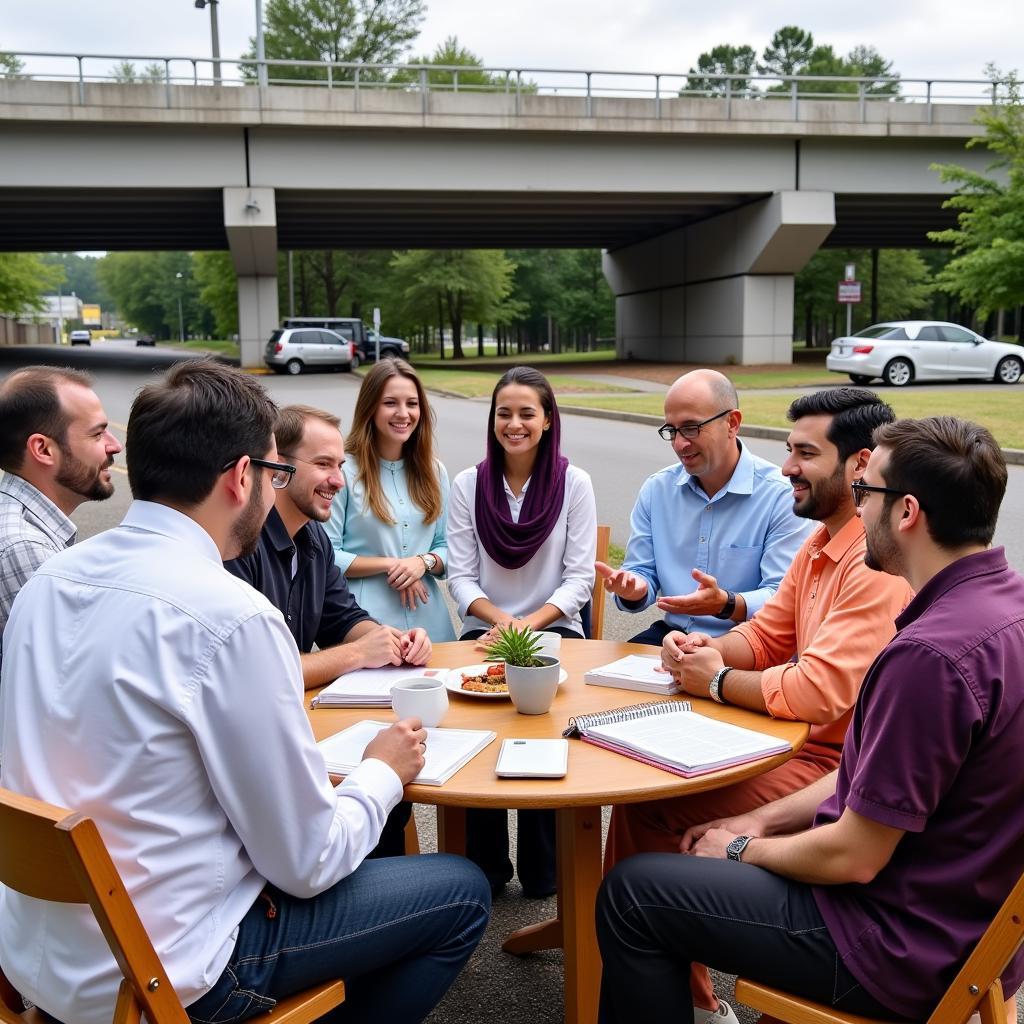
[826,321,1024,387]
[69,330,92,346]
[281,317,410,364]
[135,335,156,347]
[264,327,357,375]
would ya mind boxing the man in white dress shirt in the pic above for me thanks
[0,361,489,1024]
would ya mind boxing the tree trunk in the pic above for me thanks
[996,308,1005,340]
[437,293,445,361]
[448,291,465,360]
[477,322,485,357]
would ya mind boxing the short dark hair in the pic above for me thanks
[787,387,895,461]
[874,417,1007,548]
[0,366,94,473]
[126,360,278,505]
[274,405,342,456]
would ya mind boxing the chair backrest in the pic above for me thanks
[0,787,190,1024]
[926,867,1024,1024]
[590,525,611,641]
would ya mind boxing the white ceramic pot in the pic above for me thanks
[506,656,561,715]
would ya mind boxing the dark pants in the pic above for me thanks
[459,624,581,897]
[627,619,675,647]
[597,853,906,1024]
[367,801,412,859]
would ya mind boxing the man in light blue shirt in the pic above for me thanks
[596,370,812,644]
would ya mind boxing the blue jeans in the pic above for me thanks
[186,854,490,1024]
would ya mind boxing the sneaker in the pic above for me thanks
[693,1000,740,1024]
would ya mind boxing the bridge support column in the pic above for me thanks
[603,191,835,365]
[224,187,278,369]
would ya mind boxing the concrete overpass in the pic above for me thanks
[0,74,994,366]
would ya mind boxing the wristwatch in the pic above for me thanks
[708,666,733,705]
[418,552,438,574]
[714,589,737,620]
[726,835,753,862]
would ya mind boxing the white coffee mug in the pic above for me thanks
[391,677,449,728]
[534,631,562,654]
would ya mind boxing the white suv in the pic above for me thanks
[69,330,92,346]
[264,327,356,376]
[826,321,1023,387]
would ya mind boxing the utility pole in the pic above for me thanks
[255,0,268,88]
[194,0,221,85]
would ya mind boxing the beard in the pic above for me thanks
[55,442,114,502]
[231,482,269,558]
[792,463,847,522]
[864,513,904,576]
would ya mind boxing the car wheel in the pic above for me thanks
[849,374,872,385]
[883,358,913,387]
[995,356,1023,385]
[350,353,360,370]
[286,359,303,376]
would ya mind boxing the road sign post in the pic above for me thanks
[373,306,381,362]
[837,280,862,336]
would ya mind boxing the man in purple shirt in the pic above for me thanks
[596,416,1024,1024]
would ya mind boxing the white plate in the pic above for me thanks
[444,663,568,701]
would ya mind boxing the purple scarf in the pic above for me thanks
[474,400,569,571]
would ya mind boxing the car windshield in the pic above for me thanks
[854,325,909,340]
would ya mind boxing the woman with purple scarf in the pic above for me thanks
[447,366,597,897]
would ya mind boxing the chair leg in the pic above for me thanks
[977,981,1005,1024]
[404,814,421,856]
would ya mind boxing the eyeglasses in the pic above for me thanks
[221,456,296,490]
[850,481,911,509]
[658,409,733,442]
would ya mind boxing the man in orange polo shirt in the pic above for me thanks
[604,387,913,1024]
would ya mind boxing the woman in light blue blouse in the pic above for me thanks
[325,359,456,641]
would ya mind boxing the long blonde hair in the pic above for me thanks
[348,359,443,525]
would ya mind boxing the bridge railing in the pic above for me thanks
[0,51,1012,125]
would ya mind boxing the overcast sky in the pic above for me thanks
[5,0,1020,85]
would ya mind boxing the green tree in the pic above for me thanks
[193,251,239,337]
[393,34,505,91]
[389,249,516,358]
[757,26,814,78]
[0,254,64,315]
[243,0,425,83]
[1,50,25,78]
[40,253,112,308]
[111,61,165,84]
[683,44,758,97]
[98,252,205,338]
[929,68,1024,319]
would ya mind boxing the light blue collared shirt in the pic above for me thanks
[618,441,814,637]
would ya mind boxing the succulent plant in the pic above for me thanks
[483,624,545,668]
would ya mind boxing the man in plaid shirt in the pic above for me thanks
[0,367,122,642]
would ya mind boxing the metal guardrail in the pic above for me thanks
[1,51,1012,124]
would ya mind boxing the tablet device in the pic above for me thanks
[495,738,569,779]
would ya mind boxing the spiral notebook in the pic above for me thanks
[563,700,791,778]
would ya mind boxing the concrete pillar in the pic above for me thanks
[223,186,278,369]
[603,191,835,365]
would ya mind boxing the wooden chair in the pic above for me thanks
[581,524,612,641]
[735,867,1024,1024]
[0,787,345,1024]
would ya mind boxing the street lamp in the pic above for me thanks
[254,0,268,88]
[175,272,185,343]
[194,0,221,85]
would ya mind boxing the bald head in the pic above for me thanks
[666,370,738,412]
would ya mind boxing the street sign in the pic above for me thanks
[844,263,857,282]
[373,307,381,330]
[837,282,862,304]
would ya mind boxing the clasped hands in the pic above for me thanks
[354,623,432,668]
[385,555,430,611]
[659,629,724,696]
[678,810,765,859]
[475,615,533,651]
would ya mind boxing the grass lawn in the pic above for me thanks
[410,368,633,398]
[562,390,1024,449]
[163,340,240,357]
[414,348,617,367]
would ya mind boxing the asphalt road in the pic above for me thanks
[4,344,1023,1023]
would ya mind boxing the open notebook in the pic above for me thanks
[311,666,448,708]
[563,700,791,778]
[318,720,496,786]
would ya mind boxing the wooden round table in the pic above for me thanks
[308,640,809,1024]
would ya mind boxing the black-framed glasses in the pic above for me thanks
[851,481,910,509]
[658,409,733,442]
[221,456,296,490]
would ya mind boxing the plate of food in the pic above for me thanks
[445,663,568,700]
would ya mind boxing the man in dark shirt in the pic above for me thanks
[226,404,432,857]
[597,416,1024,1024]
[226,404,431,688]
